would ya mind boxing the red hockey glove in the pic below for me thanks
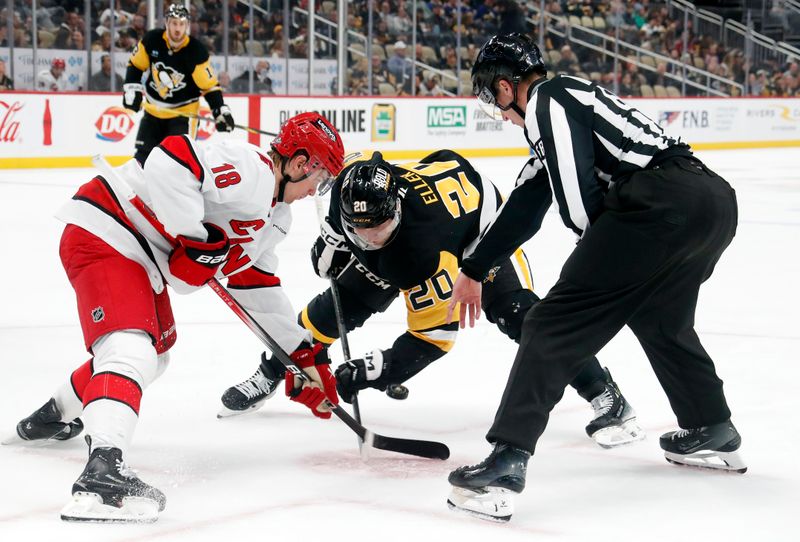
[168,223,230,286]
[285,343,339,419]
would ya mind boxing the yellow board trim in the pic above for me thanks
[4,140,800,169]
[373,147,531,160]
[690,140,800,150]
[0,156,132,168]
[300,306,337,345]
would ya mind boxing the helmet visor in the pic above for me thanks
[343,202,401,251]
[302,153,337,195]
[476,85,506,121]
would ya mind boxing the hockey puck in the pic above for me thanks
[385,383,409,400]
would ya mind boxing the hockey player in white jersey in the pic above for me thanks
[38,58,68,91]
[10,111,345,523]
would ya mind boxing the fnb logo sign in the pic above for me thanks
[95,107,134,142]
[427,106,467,128]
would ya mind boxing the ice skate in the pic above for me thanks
[446,443,530,522]
[61,446,166,523]
[661,420,746,473]
[584,368,645,448]
[3,398,83,445]
[218,355,283,418]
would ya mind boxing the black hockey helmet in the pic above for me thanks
[340,152,401,250]
[166,3,189,20]
[472,33,546,119]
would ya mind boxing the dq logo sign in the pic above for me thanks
[196,107,215,141]
[95,107,134,142]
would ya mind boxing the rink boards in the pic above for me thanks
[1,92,799,168]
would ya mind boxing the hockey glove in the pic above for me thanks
[285,342,339,419]
[122,83,144,112]
[334,349,391,404]
[168,223,230,286]
[311,217,352,279]
[213,105,235,132]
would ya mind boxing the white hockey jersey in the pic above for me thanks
[56,136,311,353]
[37,69,67,92]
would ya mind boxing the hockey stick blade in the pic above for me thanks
[372,433,450,460]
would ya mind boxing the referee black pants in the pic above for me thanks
[487,156,739,453]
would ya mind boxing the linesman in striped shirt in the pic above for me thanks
[445,33,745,522]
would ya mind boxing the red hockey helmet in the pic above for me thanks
[271,112,345,195]
[52,58,66,70]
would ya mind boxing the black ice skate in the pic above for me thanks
[581,368,645,448]
[446,443,530,522]
[218,354,283,418]
[61,446,166,523]
[4,398,83,445]
[660,420,746,473]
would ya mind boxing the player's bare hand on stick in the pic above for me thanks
[447,272,482,328]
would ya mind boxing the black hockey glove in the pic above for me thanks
[311,217,352,279]
[213,105,235,132]
[122,83,144,112]
[334,349,391,403]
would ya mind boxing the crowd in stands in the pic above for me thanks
[1,0,798,97]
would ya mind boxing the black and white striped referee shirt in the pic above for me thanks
[461,74,692,281]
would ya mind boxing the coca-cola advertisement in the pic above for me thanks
[0,93,249,166]
[0,99,23,144]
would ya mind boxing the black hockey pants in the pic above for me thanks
[487,156,739,453]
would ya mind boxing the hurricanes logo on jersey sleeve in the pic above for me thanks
[150,62,187,98]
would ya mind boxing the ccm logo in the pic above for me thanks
[196,254,227,264]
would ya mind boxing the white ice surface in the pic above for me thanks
[0,149,798,541]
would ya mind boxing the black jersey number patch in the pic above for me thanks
[408,268,454,311]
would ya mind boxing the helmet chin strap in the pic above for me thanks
[276,155,311,202]
[498,79,526,121]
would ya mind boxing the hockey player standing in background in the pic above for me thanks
[37,58,68,92]
[122,3,234,164]
[11,112,344,523]
[219,150,644,450]
[446,33,744,522]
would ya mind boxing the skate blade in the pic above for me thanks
[1,425,74,446]
[592,418,646,449]
[664,450,747,474]
[216,397,269,419]
[0,430,25,446]
[60,492,160,523]
[446,487,514,523]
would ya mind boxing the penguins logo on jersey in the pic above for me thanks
[150,62,187,98]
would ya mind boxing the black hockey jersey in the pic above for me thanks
[327,149,509,349]
[125,29,223,119]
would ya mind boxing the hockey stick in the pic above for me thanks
[314,197,363,431]
[92,156,450,461]
[146,105,278,137]
[328,277,361,425]
[329,276,365,454]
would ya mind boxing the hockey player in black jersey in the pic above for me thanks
[219,150,644,449]
[446,33,744,522]
[122,4,234,163]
